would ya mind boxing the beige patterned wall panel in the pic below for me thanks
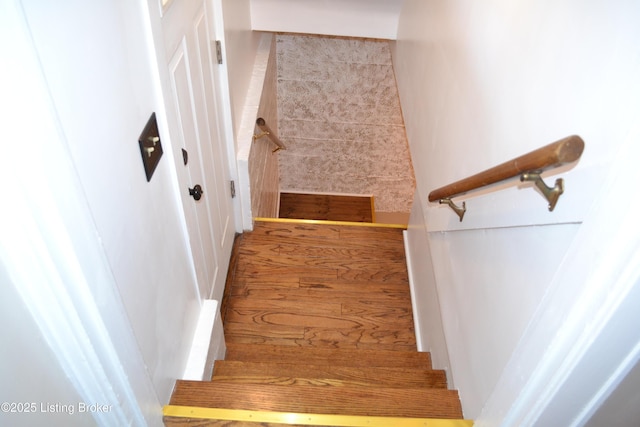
[276,34,415,215]
[249,35,280,218]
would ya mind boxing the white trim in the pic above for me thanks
[210,0,244,234]
[182,300,226,381]
[403,230,424,352]
[572,325,640,426]
[402,190,453,387]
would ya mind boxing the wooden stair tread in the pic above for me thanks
[176,221,468,425]
[278,193,374,223]
[230,287,412,303]
[250,220,405,236]
[212,360,447,388]
[225,343,430,368]
[170,380,463,419]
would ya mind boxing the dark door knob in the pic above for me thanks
[189,184,203,201]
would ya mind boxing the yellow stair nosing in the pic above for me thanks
[163,405,474,427]
[254,217,407,229]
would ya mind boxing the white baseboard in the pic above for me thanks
[182,299,225,381]
[403,229,424,352]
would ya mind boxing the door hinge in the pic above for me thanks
[230,180,236,198]
[215,40,223,65]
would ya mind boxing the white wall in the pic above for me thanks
[218,0,265,229]
[394,0,640,420]
[0,266,93,427]
[221,0,263,143]
[581,337,640,427]
[17,0,201,409]
[250,0,405,40]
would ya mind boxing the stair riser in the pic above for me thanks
[212,361,447,388]
[225,344,432,369]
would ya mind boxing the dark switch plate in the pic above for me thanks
[138,112,163,182]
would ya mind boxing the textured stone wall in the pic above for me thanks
[276,34,415,217]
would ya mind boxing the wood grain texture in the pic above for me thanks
[168,220,465,425]
[165,418,300,427]
[279,193,374,222]
[212,361,447,388]
[428,134,585,201]
[249,34,280,219]
[170,381,462,418]
[224,343,431,368]
[222,221,414,350]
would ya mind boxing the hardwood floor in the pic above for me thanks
[278,193,374,223]
[166,220,464,425]
[220,220,415,351]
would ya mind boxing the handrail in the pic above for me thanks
[254,117,286,153]
[428,135,585,221]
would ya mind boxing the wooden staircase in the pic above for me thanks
[164,220,471,426]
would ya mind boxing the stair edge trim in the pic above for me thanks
[163,405,473,426]
[254,217,407,229]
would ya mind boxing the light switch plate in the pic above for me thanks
[138,112,163,182]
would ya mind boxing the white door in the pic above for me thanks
[159,0,234,302]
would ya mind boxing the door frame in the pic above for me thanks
[206,0,244,234]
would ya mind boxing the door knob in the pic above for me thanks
[189,184,203,201]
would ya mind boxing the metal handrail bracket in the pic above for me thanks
[254,117,286,153]
[429,135,584,221]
